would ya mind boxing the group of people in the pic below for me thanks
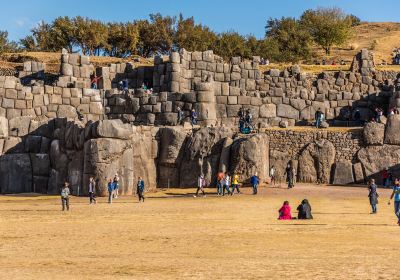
[214,171,245,196]
[238,108,254,134]
[278,199,313,220]
[176,107,198,126]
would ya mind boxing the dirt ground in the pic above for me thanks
[0,184,399,280]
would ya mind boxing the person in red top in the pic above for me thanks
[91,74,102,89]
[381,168,389,187]
[278,201,292,220]
[217,171,224,196]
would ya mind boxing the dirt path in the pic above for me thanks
[0,184,398,279]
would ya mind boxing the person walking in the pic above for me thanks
[194,174,206,197]
[216,171,224,196]
[284,163,295,189]
[388,179,400,225]
[368,179,379,214]
[269,165,276,188]
[231,173,240,195]
[250,173,260,195]
[137,176,145,202]
[113,173,120,198]
[88,177,97,205]
[222,173,231,196]
[107,179,114,204]
[61,182,70,211]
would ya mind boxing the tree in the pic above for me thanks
[31,21,53,51]
[19,35,37,51]
[0,31,19,54]
[50,16,76,52]
[174,14,217,52]
[73,17,108,55]
[347,14,361,27]
[136,13,175,57]
[212,31,247,60]
[300,7,352,54]
[265,17,311,62]
[105,22,139,57]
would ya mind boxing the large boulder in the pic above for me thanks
[357,145,400,184]
[95,119,133,140]
[0,154,32,193]
[269,150,293,182]
[218,137,233,173]
[9,116,32,137]
[384,114,400,145]
[0,116,8,138]
[230,134,269,183]
[277,104,299,119]
[298,140,335,183]
[332,161,354,185]
[363,122,385,145]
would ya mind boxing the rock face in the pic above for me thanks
[0,154,32,193]
[357,145,400,184]
[384,114,400,145]
[95,119,133,139]
[230,134,269,183]
[298,140,335,183]
[332,161,354,185]
[363,122,385,145]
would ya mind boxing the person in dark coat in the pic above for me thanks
[297,199,313,219]
[368,178,379,214]
[284,163,295,189]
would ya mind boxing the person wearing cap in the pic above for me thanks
[61,182,70,211]
[113,173,120,198]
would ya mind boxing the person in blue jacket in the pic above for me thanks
[137,176,145,202]
[250,173,260,195]
[107,178,114,204]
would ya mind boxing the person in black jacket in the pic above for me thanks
[297,199,313,219]
[315,108,323,128]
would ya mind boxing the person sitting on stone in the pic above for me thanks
[177,106,184,125]
[91,74,102,89]
[297,199,313,219]
[190,108,198,126]
[278,201,292,220]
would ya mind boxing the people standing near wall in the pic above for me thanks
[381,168,389,188]
[137,176,145,203]
[250,173,260,195]
[88,177,97,205]
[388,179,400,225]
[223,173,231,196]
[217,171,224,196]
[107,179,114,204]
[194,174,206,197]
[315,108,323,128]
[368,179,379,214]
[231,173,241,195]
[61,182,70,211]
[113,173,120,198]
[284,163,295,189]
[190,109,198,126]
[269,165,276,188]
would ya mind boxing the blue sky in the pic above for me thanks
[1,0,399,41]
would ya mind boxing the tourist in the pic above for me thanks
[353,109,362,126]
[375,107,383,123]
[190,109,198,126]
[217,171,224,196]
[177,106,184,125]
[223,173,231,196]
[245,109,253,125]
[269,165,276,188]
[284,163,295,189]
[231,173,240,195]
[107,179,114,204]
[91,74,102,89]
[88,177,97,205]
[122,78,129,92]
[194,174,206,197]
[297,199,313,219]
[137,176,145,202]
[388,179,400,225]
[141,82,147,90]
[381,168,389,188]
[315,108,323,128]
[278,201,292,220]
[61,182,70,211]
[250,173,260,195]
[368,179,379,214]
[113,173,120,198]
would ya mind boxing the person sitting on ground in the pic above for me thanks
[297,199,313,219]
[278,201,292,220]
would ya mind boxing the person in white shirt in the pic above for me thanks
[194,174,206,197]
[223,173,231,196]
[270,166,276,188]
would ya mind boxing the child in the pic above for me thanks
[278,201,292,220]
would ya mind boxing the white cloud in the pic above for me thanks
[15,17,29,28]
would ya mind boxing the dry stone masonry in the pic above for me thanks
[0,48,399,194]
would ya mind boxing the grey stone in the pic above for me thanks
[363,122,385,145]
[332,161,354,185]
[95,120,133,139]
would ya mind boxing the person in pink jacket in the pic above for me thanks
[278,201,292,220]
